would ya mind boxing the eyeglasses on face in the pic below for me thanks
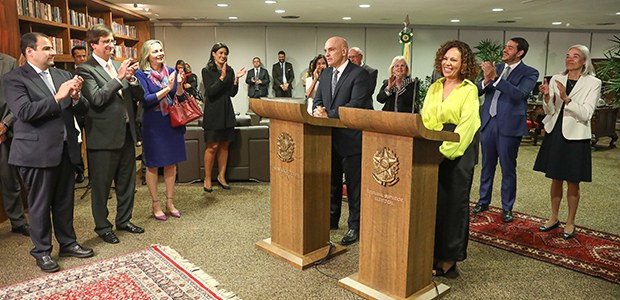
[99,39,116,45]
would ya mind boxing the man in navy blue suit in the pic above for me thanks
[313,36,373,245]
[472,37,539,222]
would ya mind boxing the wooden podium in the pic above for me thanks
[250,98,347,270]
[337,107,459,300]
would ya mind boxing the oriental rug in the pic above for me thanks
[469,203,620,284]
[0,245,241,300]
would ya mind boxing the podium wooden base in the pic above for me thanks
[339,273,450,300]
[255,238,347,270]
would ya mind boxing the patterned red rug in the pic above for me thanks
[469,203,620,284]
[0,245,240,299]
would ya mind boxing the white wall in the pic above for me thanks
[153,23,618,114]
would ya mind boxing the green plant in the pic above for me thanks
[474,39,503,64]
[417,75,432,110]
[595,35,620,105]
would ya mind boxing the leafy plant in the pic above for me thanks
[416,75,432,111]
[595,35,620,105]
[474,39,503,64]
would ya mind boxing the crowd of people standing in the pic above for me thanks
[1,24,601,278]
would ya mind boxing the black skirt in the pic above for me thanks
[204,127,235,143]
[533,107,592,183]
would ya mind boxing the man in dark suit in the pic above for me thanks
[272,50,294,97]
[70,45,87,183]
[313,36,373,245]
[0,52,29,237]
[77,24,145,244]
[246,57,270,98]
[348,47,378,96]
[4,32,93,272]
[472,37,539,222]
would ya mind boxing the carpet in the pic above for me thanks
[0,245,240,300]
[469,203,620,284]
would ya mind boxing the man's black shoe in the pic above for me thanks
[59,244,94,258]
[341,229,359,246]
[75,173,85,184]
[99,232,119,244]
[472,203,489,214]
[36,255,60,273]
[117,222,145,234]
[502,209,514,223]
[11,224,30,236]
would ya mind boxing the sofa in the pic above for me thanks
[177,115,270,183]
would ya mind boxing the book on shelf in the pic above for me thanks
[113,45,137,59]
[70,39,87,48]
[17,0,62,23]
[111,21,137,38]
[49,36,63,54]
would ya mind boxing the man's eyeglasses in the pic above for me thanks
[100,39,116,45]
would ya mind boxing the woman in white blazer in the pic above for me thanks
[534,44,601,239]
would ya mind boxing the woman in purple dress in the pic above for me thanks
[135,40,187,221]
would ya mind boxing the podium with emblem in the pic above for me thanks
[250,98,347,269]
[337,107,458,299]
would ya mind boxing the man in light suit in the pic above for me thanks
[0,52,30,237]
[348,47,378,96]
[472,37,539,222]
[272,50,294,97]
[313,36,373,245]
[246,57,270,98]
[77,24,145,244]
[4,32,93,272]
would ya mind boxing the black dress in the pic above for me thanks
[201,65,238,143]
[533,80,592,183]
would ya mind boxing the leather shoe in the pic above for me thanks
[36,255,60,273]
[562,231,575,239]
[75,173,85,183]
[341,229,359,246]
[59,244,94,258]
[99,232,119,244]
[539,220,560,232]
[502,209,514,223]
[117,222,145,234]
[472,203,489,214]
[11,224,30,236]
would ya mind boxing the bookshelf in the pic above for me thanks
[1,0,150,66]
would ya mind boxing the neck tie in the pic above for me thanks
[105,62,128,122]
[40,71,56,95]
[489,66,511,117]
[281,63,287,84]
[331,69,339,97]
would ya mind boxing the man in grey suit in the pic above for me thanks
[348,47,378,96]
[313,36,373,245]
[272,50,294,97]
[77,24,145,244]
[246,57,270,98]
[4,32,93,272]
[0,52,29,237]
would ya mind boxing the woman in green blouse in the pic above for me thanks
[421,40,481,278]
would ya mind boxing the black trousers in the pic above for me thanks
[329,146,362,231]
[18,144,77,258]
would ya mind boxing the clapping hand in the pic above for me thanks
[539,78,551,102]
[480,61,497,84]
[219,62,227,81]
[167,71,177,90]
[554,80,570,104]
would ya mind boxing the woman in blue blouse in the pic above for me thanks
[135,39,187,221]
[421,40,480,277]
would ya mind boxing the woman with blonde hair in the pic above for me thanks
[535,44,601,239]
[134,39,187,220]
[376,56,417,113]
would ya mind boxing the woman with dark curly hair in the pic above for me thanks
[420,40,480,277]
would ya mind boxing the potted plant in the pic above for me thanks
[595,35,620,106]
[474,39,503,65]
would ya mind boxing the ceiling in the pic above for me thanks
[107,0,620,31]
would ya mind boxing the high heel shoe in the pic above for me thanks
[217,178,230,190]
[433,262,458,278]
[204,186,213,193]
[153,212,167,221]
[166,199,181,218]
[539,220,560,232]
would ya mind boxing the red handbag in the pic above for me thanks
[169,93,203,127]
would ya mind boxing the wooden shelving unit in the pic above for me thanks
[0,0,151,66]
